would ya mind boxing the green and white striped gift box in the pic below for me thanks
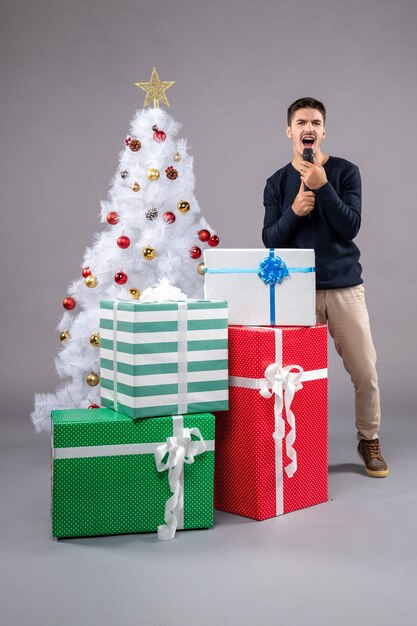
[100,300,229,419]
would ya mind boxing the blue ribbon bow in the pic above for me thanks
[258,253,289,286]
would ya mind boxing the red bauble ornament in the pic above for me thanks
[189,246,202,259]
[153,129,166,142]
[117,235,130,249]
[114,271,128,285]
[208,235,220,247]
[107,211,119,225]
[124,136,132,146]
[163,211,176,224]
[198,229,211,242]
[82,267,92,278]
[88,404,100,409]
[63,297,76,310]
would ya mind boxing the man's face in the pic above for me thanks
[286,108,326,157]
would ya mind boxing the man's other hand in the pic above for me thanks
[292,180,315,216]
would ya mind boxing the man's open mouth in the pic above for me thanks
[302,136,315,146]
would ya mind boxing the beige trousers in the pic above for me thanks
[316,285,380,440]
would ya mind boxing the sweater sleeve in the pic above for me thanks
[314,164,361,241]
[262,177,302,247]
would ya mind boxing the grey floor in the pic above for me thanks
[1,409,416,626]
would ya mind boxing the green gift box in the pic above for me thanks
[100,299,228,419]
[51,408,215,540]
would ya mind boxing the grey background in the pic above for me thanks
[1,1,416,625]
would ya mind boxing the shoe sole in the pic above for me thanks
[357,450,390,478]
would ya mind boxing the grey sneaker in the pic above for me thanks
[357,439,389,477]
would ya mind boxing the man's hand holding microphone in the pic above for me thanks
[292,147,328,217]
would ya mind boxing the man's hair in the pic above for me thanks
[287,97,326,126]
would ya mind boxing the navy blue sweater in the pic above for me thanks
[262,157,363,289]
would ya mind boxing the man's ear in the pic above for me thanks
[322,128,326,139]
[286,126,292,139]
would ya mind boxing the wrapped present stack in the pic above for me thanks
[51,280,228,540]
[204,248,328,521]
[51,247,328,541]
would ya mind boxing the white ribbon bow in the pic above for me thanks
[259,363,304,478]
[154,427,206,540]
[139,278,188,303]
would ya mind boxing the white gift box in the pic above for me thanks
[204,248,316,326]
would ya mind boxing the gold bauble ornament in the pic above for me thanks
[178,200,190,213]
[143,246,156,260]
[60,330,71,343]
[86,372,100,387]
[129,288,141,300]
[197,262,206,276]
[89,333,100,347]
[85,275,98,288]
[132,182,141,192]
[147,168,160,181]
[173,152,182,162]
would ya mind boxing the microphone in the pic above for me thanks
[303,147,314,191]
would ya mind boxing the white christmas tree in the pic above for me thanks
[32,68,220,433]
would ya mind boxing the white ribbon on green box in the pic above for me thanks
[111,301,190,414]
[154,415,208,540]
[53,414,214,540]
[229,328,327,516]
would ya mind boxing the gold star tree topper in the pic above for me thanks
[135,67,175,109]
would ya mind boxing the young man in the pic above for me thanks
[262,97,388,477]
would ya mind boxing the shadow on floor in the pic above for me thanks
[214,510,256,525]
[328,462,364,475]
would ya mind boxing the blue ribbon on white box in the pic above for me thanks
[205,249,315,325]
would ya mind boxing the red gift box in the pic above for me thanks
[214,324,328,520]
